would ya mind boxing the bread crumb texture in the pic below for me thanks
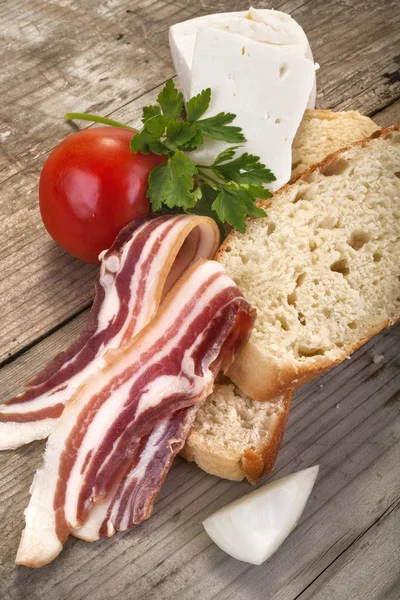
[190,384,284,454]
[184,383,290,481]
[292,110,379,177]
[219,130,400,371]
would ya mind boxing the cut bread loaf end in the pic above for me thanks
[217,126,400,402]
[182,383,293,483]
[292,109,379,177]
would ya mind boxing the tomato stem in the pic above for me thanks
[64,113,136,130]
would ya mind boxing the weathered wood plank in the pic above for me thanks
[1,0,399,363]
[373,99,400,127]
[304,1,400,113]
[0,325,399,599]
[0,311,88,401]
[297,499,400,600]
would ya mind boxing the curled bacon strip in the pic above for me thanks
[0,215,220,450]
[75,407,196,540]
[16,260,255,567]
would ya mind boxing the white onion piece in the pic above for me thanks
[203,465,319,565]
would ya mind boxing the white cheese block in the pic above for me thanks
[169,7,317,108]
[188,27,316,191]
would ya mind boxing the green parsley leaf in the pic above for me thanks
[192,186,203,202]
[189,185,225,238]
[130,129,158,154]
[164,120,199,151]
[211,185,267,233]
[212,152,276,185]
[211,187,249,234]
[212,146,241,166]
[179,128,204,152]
[147,140,170,155]
[144,115,168,138]
[157,79,183,119]
[147,151,198,211]
[142,105,161,123]
[223,181,273,201]
[200,183,218,204]
[244,184,273,200]
[128,81,272,232]
[185,88,211,122]
[242,197,267,219]
[197,113,246,143]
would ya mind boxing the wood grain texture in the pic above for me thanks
[373,99,400,127]
[0,0,399,598]
[0,0,399,362]
[298,499,400,600]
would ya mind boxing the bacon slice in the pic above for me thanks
[16,260,255,567]
[74,407,196,540]
[0,215,220,450]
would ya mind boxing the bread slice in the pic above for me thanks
[182,383,293,483]
[215,126,400,402]
[292,109,379,177]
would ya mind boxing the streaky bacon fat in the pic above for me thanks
[0,215,220,450]
[74,407,196,540]
[16,260,255,567]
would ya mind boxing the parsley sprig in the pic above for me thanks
[65,79,276,233]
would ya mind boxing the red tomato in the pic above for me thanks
[39,127,165,264]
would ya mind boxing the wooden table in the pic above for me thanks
[0,1,399,598]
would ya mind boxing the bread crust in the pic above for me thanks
[216,125,400,403]
[228,319,397,403]
[299,108,380,123]
[181,389,293,483]
[240,390,293,483]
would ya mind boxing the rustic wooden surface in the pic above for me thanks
[0,0,399,599]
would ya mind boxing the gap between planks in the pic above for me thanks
[294,498,400,600]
